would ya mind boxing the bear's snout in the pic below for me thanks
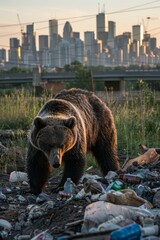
[50,148,61,168]
[52,155,60,168]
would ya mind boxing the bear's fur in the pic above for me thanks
[26,88,120,195]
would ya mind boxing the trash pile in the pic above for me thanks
[0,145,160,240]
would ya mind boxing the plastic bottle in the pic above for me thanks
[98,215,124,231]
[135,184,145,196]
[118,174,142,184]
[111,179,124,191]
[142,225,159,237]
[63,178,74,194]
[110,223,141,240]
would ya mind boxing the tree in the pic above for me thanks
[66,67,93,91]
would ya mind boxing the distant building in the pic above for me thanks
[63,21,73,42]
[108,21,116,40]
[108,21,116,49]
[49,19,58,49]
[150,37,157,52]
[38,35,49,67]
[20,24,37,66]
[73,32,80,39]
[39,35,48,50]
[57,40,71,67]
[27,24,36,51]
[96,12,108,40]
[132,25,143,46]
[130,39,140,64]
[8,38,20,65]
[84,31,97,65]
[74,38,84,64]
[0,48,6,62]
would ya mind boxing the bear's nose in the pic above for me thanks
[52,155,60,168]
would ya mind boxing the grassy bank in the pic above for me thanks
[0,84,159,158]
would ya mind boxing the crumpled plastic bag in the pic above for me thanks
[81,201,153,233]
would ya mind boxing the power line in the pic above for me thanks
[0,15,95,28]
[109,5,160,15]
[109,0,160,13]
[0,15,96,38]
[0,1,160,29]
[0,2,160,54]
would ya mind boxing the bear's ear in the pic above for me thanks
[64,117,76,129]
[34,116,46,129]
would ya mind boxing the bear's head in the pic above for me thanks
[30,116,77,168]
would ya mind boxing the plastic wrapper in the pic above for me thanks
[107,189,146,207]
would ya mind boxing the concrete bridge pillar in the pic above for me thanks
[120,78,125,94]
[104,78,125,94]
[32,65,42,86]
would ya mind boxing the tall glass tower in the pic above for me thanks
[108,21,116,40]
[96,12,107,40]
[63,21,73,42]
[49,19,58,49]
[132,25,144,46]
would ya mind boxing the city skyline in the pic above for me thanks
[1,0,160,51]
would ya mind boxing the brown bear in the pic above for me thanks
[26,88,120,195]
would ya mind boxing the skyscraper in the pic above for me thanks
[9,38,20,65]
[38,35,49,67]
[26,24,37,63]
[84,31,96,65]
[132,25,143,46]
[27,24,36,51]
[49,19,58,49]
[150,37,157,51]
[0,49,6,62]
[39,35,48,51]
[63,21,73,42]
[96,12,107,40]
[108,21,116,49]
[108,21,116,40]
[84,31,95,53]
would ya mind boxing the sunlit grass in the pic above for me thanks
[0,88,53,129]
[0,83,159,162]
[112,81,160,157]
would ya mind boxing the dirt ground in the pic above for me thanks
[0,170,90,240]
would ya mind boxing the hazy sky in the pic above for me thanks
[1,0,160,50]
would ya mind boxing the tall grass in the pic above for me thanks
[0,88,52,129]
[0,83,159,158]
[112,81,160,157]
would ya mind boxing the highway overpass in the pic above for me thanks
[0,70,160,92]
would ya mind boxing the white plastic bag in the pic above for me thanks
[81,201,153,233]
